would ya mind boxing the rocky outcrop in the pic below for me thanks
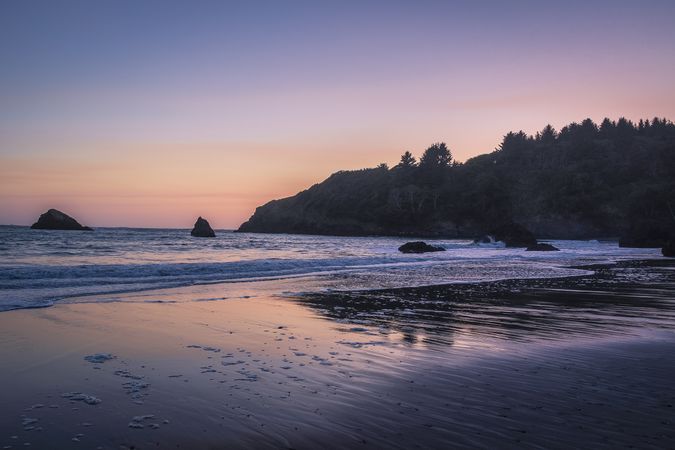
[398,241,445,253]
[486,223,537,248]
[236,169,476,238]
[663,240,675,257]
[526,243,560,251]
[619,222,671,248]
[191,217,216,237]
[30,209,93,231]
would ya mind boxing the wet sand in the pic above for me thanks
[1,260,674,449]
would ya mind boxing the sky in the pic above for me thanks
[1,0,675,228]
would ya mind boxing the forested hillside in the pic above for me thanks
[238,118,675,240]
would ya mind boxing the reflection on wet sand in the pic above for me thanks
[293,260,675,347]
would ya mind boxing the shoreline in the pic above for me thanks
[2,252,668,314]
[2,223,627,241]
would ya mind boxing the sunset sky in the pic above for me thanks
[2,0,675,228]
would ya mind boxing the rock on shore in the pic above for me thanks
[619,222,671,248]
[663,240,675,257]
[398,242,445,253]
[191,217,216,237]
[484,223,537,248]
[526,243,560,251]
[30,209,93,231]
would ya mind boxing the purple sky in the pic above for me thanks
[1,0,674,227]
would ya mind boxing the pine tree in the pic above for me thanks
[419,143,452,168]
[540,124,557,144]
[397,151,417,168]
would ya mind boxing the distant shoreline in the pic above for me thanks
[0,224,237,232]
[1,223,623,241]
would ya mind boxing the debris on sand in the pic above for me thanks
[61,392,102,405]
[84,353,116,364]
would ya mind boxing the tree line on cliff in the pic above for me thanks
[238,117,675,240]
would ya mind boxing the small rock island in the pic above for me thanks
[191,217,216,237]
[31,209,93,231]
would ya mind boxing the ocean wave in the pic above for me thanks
[0,227,663,311]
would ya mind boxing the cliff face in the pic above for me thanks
[238,168,480,237]
[238,118,675,239]
[236,167,603,238]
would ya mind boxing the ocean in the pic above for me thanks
[0,225,663,312]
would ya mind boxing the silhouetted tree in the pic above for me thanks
[419,143,452,168]
[616,117,635,140]
[397,151,417,168]
[499,131,530,151]
[580,118,598,134]
[616,117,634,130]
[643,118,651,133]
[599,118,616,138]
[539,124,557,144]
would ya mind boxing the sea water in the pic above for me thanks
[0,226,662,311]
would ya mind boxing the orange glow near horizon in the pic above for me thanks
[3,109,674,229]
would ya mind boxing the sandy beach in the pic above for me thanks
[1,259,674,449]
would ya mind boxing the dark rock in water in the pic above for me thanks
[31,209,93,231]
[620,236,668,248]
[398,241,445,253]
[663,240,675,257]
[526,243,560,252]
[487,223,536,248]
[619,235,668,248]
[191,217,215,237]
[619,222,670,248]
[474,235,496,244]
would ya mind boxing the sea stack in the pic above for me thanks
[191,217,216,237]
[30,209,93,231]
